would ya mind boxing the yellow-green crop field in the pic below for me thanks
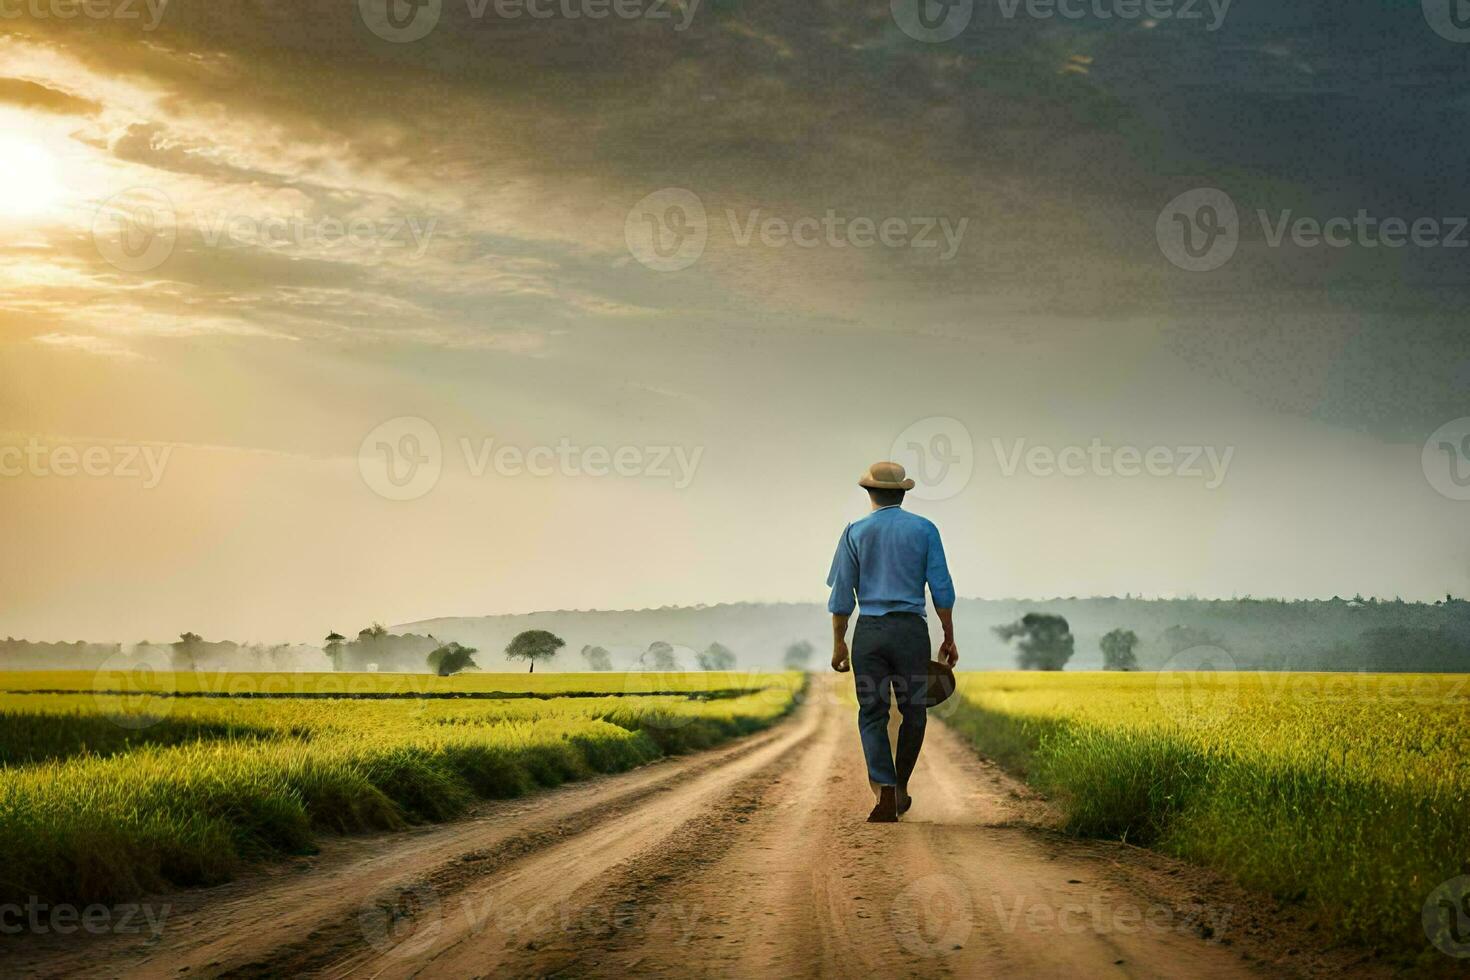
[0,670,802,907]
[945,671,1470,959]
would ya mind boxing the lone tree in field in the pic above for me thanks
[324,631,347,671]
[580,644,613,671]
[639,640,679,671]
[994,614,1074,671]
[427,641,479,677]
[505,630,565,673]
[696,642,736,671]
[171,632,205,671]
[1100,628,1139,671]
[783,640,815,670]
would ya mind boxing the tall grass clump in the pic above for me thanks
[0,673,802,907]
[946,671,1470,958]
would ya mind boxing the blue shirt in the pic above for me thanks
[826,505,955,617]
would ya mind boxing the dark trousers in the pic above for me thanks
[851,612,930,787]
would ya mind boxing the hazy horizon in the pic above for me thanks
[5,589,1463,648]
[3,2,1468,644]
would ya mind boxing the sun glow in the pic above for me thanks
[0,131,69,222]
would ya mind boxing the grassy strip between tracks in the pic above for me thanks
[943,671,1470,965]
[0,672,803,907]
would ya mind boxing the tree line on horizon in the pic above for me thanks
[3,593,1466,673]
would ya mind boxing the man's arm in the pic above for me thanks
[827,525,857,672]
[927,524,958,666]
[935,606,958,667]
[831,613,851,672]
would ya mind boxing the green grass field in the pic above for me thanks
[0,670,802,907]
[944,671,1470,960]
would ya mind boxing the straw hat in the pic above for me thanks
[858,460,915,491]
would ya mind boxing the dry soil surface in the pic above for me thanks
[7,676,1391,979]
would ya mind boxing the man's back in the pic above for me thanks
[827,504,955,618]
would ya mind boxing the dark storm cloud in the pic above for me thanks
[11,0,1469,434]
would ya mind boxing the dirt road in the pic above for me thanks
[11,677,1351,979]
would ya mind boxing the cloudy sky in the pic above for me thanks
[1,0,1467,642]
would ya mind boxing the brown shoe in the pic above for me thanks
[867,785,898,823]
[897,789,913,815]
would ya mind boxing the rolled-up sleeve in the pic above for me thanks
[925,523,955,608]
[826,525,858,615]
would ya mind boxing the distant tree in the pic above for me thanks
[782,640,814,670]
[427,642,479,676]
[1100,628,1139,671]
[170,632,205,671]
[1160,624,1223,655]
[580,644,613,671]
[324,631,347,671]
[360,622,388,639]
[696,642,736,671]
[505,630,565,673]
[639,641,679,671]
[994,614,1074,670]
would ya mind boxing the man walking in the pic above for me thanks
[828,461,958,823]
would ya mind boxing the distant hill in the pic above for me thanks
[397,596,1470,673]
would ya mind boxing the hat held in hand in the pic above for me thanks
[858,460,915,491]
[924,658,956,707]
